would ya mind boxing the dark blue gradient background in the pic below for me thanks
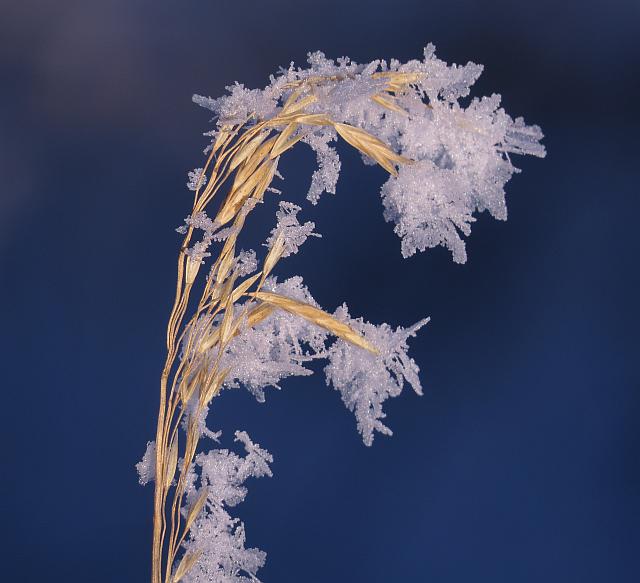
[1,1,638,581]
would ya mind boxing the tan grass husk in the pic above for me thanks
[267,112,331,127]
[165,436,178,489]
[371,93,408,115]
[250,158,279,203]
[254,291,379,354]
[184,257,202,286]
[228,132,269,173]
[234,135,278,185]
[230,272,262,304]
[215,246,236,287]
[179,373,200,405]
[219,297,235,346]
[333,122,412,176]
[281,87,304,112]
[281,93,318,115]
[212,125,235,154]
[184,489,209,534]
[172,549,202,583]
[271,123,299,158]
[262,232,285,278]
[216,159,277,225]
[246,303,275,328]
[200,367,230,406]
[182,418,199,470]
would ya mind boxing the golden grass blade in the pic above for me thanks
[198,328,219,354]
[371,71,422,85]
[198,275,257,350]
[288,113,331,126]
[230,272,262,304]
[184,488,208,534]
[254,291,379,354]
[216,245,236,286]
[271,131,306,159]
[281,87,303,112]
[251,169,276,204]
[179,373,199,405]
[234,135,278,185]
[271,123,299,158]
[219,297,234,346]
[333,122,412,176]
[184,257,201,286]
[281,93,318,115]
[218,271,238,308]
[333,122,386,150]
[263,232,285,278]
[200,367,230,406]
[165,436,178,489]
[209,269,238,319]
[216,159,277,225]
[267,113,331,127]
[212,125,234,154]
[172,549,203,583]
[182,418,199,468]
[228,132,269,173]
[371,94,408,115]
[250,158,279,203]
[368,150,397,175]
[246,303,275,328]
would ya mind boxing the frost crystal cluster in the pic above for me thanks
[141,45,544,583]
[194,43,545,262]
[181,431,272,583]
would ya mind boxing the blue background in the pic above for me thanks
[1,1,638,581]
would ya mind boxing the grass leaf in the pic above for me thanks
[254,291,379,354]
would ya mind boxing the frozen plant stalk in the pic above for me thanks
[138,45,545,583]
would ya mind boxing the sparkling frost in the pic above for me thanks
[139,44,544,582]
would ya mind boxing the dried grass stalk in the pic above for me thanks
[150,70,413,583]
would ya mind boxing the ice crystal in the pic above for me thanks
[265,201,320,257]
[219,276,329,402]
[192,276,427,446]
[187,168,208,192]
[325,307,429,446]
[194,43,545,262]
[302,131,341,204]
[136,440,156,485]
[234,250,257,277]
[178,211,220,262]
[180,431,272,583]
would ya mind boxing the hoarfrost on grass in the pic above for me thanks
[234,249,258,277]
[218,276,329,402]
[180,431,272,583]
[265,201,320,257]
[195,43,545,262]
[325,307,430,446]
[187,168,208,192]
[141,44,544,583]
[136,440,156,485]
[189,276,427,446]
[302,131,341,204]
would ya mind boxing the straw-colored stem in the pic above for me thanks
[150,79,416,582]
